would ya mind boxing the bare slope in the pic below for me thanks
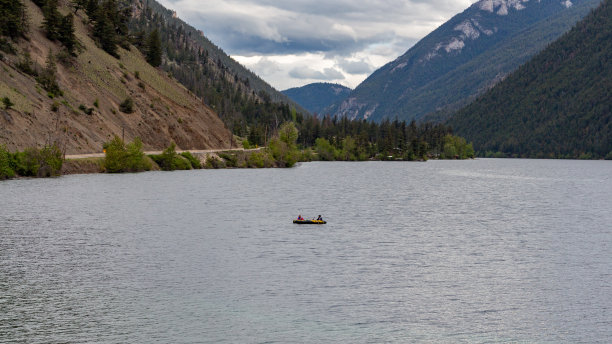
[0,0,231,154]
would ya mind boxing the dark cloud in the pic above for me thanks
[162,0,479,57]
[159,0,479,88]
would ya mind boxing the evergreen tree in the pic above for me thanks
[93,2,119,57]
[42,0,61,41]
[85,0,98,19]
[58,13,76,55]
[72,0,87,14]
[36,54,62,96]
[146,29,162,67]
[0,0,28,39]
[92,0,131,58]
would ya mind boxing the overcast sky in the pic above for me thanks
[157,0,480,90]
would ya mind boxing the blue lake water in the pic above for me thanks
[1,159,611,343]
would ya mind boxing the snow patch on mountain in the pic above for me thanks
[422,1,533,62]
[479,0,529,15]
[455,20,480,40]
[445,38,466,52]
[391,61,408,73]
[472,19,495,36]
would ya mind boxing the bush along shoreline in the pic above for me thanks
[0,144,63,180]
[0,123,475,180]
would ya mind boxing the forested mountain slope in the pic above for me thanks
[0,0,231,153]
[282,83,351,115]
[447,0,611,159]
[332,0,601,122]
[128,0,310,134]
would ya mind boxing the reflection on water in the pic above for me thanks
[1,159,611,343]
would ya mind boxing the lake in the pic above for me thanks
[1,159,611,343]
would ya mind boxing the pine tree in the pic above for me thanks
[0,0,28,39]
[36,54,62,97]
[72,0,87,14]
[85,0,98,19]
[42,0,61,40]
[146,29,162,67]
[58,13,76,55]
[93,2,118,57]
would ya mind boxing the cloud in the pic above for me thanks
[289,66,344,80]
[337,58,374,75]
[160,0,481,89]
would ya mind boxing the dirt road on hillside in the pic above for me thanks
[65,148,262,159]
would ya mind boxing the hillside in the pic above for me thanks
[447,0,611,159]
[0,0,232,154]
[282,83,351,115]
[129,0,308,113]
[332,0,601,122]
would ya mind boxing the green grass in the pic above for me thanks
[0,82,34,113]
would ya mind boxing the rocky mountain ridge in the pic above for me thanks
[331,0,600,122]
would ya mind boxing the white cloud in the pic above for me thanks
[159,0,481,89]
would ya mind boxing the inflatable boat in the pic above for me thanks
[293,219,326,224]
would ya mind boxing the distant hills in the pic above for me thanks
[448,0,611,159]
[282,83,351,115]
[332,0,601,122]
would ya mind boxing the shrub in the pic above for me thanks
[180,151,201,169]
[119,97,134,113]
[247,151,265,168]
[37,54,62,97]
[242,139,251,149]
[8,144,63,177]
[0,38,16,54]
[93,99,99,108]
[10,150,37,176]
[2,97,14,110]
[0,145,15,179]
[78,104,94,115]
[103,136,151,173]
[150,142,192,171]
[37,144,63,177]
[205,156,224,169]
[51,101,60,112]
[218,152,237,167]
[314,138,337,161]
[16,52,38,76]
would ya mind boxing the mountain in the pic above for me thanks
[447,0,611,159]
[282,83,351,115]
[129,0,308,114]
[127,0,310,141]
[333,0,602,122]
[0,0,231,154]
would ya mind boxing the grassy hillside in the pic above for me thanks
[448,0,611,159]
[0,0,231,154]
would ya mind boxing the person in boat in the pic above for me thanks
[317,215,323,221]
[297,215,304,221]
